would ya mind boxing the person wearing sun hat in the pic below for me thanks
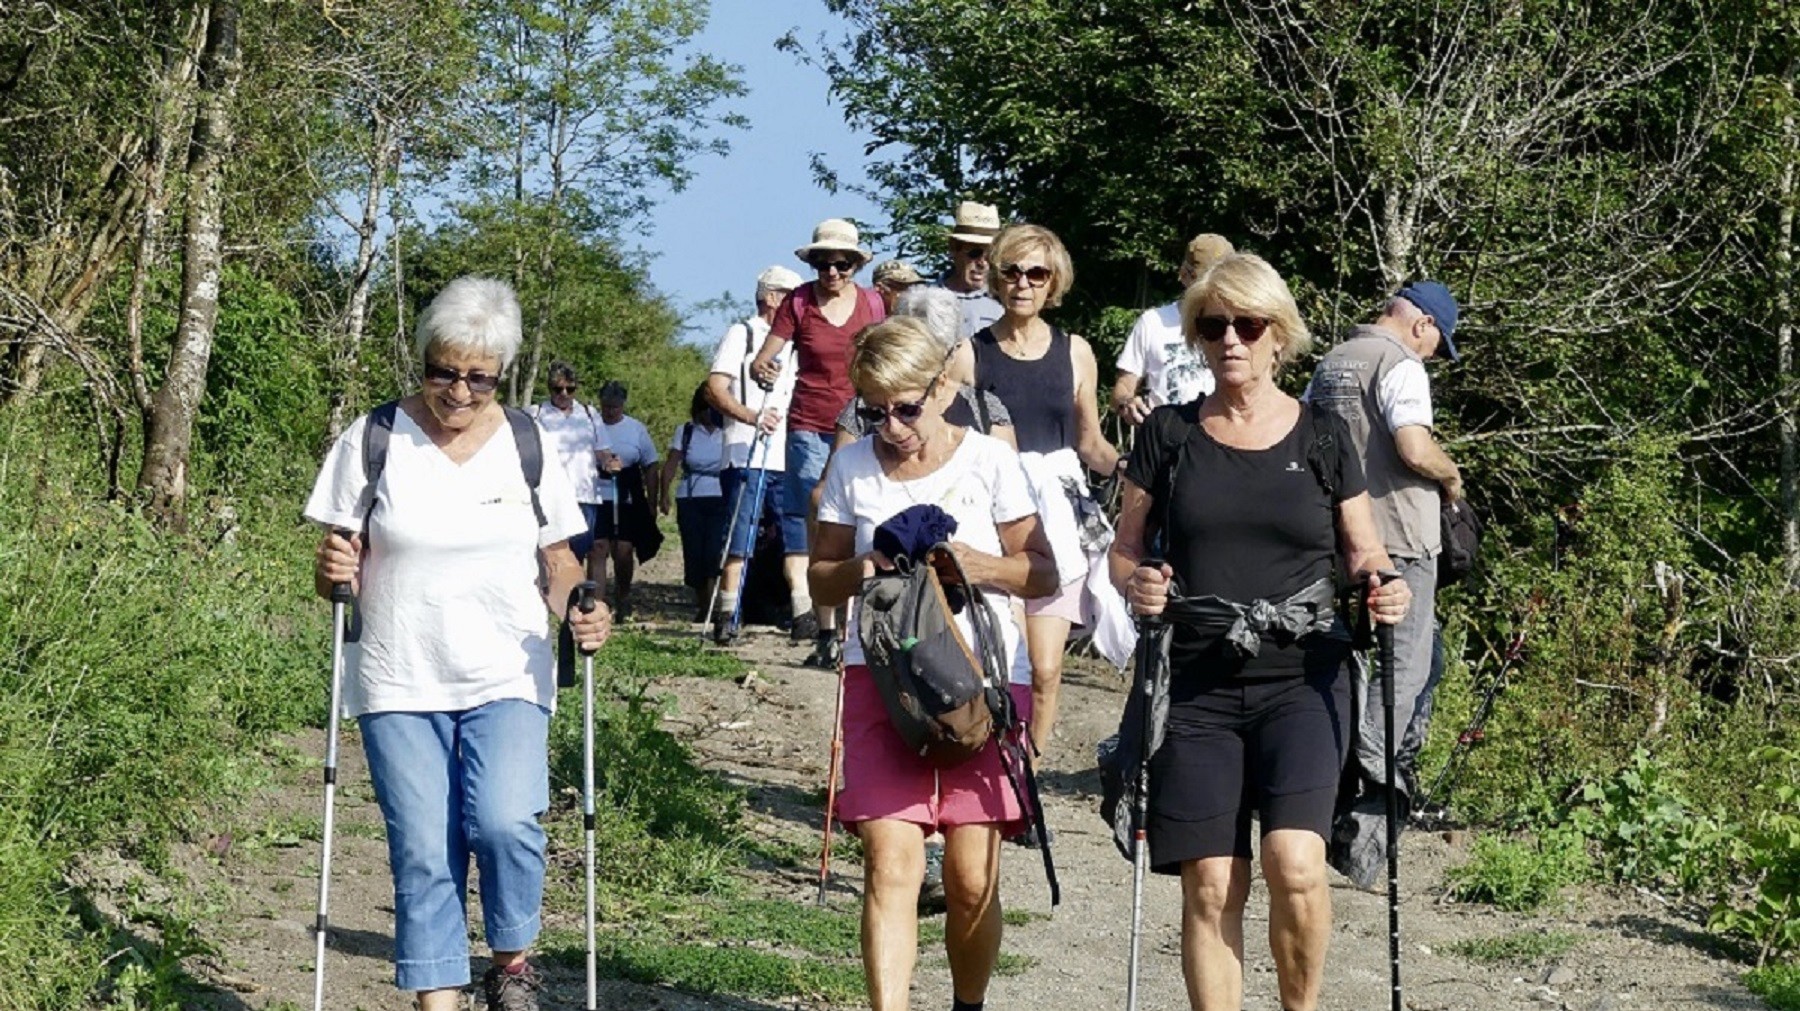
[1305,278,1463,888]
[749,218,887,667]
[938,200,1005,339]
[871,259,925,313]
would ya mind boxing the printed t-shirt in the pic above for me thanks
[770,283,883,434]
[1117,302,1215,406]
[303,407,587,717]
[816,431,1038,685]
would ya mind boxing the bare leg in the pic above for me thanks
[415,989,460,1011]
[1179,856,1252,1011]
[590,538,611,596]
[1024,613,1072,754]
[721,556,746,598]
[1262,830,1332,1011]
[612,540,635,608]
[941,823,1003,1004]
[858,819,927,1011]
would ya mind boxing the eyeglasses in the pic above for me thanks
[1193,316,1272,343]
[550,383,577,394]
[811,258,856,275]
[855,376,941,427]
[999,263,1053,287]
[424,362,501,393]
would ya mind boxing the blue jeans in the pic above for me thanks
[359,700,550,992]
[781,430,833,554]
[721,466,783,559]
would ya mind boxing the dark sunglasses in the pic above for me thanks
[1000,263,1053,287]
[424,362,501,393]
[550,383,577,394]
[953,244,988,262]
[855,378,940,426]
[811,258,856,274]
[1193,316,1273,343]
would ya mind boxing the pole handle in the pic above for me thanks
[575,580,600,655]
[1134,557,1166,630]
[328,528,356,603]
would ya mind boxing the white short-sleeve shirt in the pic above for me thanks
[816,431,1038,684]
[530,398,611,503]
[1116,302,1215,406]
[670,422,726,499]
[595,415,660,503]
[709,317,795,472]
[303,407,587,717]
[1375,358,1434,432]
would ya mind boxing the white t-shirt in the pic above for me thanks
[595,415,659,503]
[708,316,795,471]
[1375,358,1434,431]
[670,422,726,499]
[529,398,611,503]
[1116,302,1215,406]
[816,431,1038,684]
[303,408,587,717]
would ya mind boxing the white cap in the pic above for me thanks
[756,265,803,295]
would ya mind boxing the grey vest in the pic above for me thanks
[1310,325,1441,558]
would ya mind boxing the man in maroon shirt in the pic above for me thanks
[749,218,885,666]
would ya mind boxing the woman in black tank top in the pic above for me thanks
[1106,253,1411,1011]
[949,224,1120,768]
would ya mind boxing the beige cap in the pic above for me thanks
[872,260,924,287]
[794,218,871,266]
[1182,233,1235,278]
[756,265,803,294]
[948,201,1002,245]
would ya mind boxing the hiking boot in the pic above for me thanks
[918,840,947,916]
[481,962,542,1011]
[712,612,739,646]
[802,631,840,669]
[789,610,820,641]
[614,597,633,623]
[1010,824,1055,849]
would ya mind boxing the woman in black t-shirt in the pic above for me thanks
[1107,253,1410,1011]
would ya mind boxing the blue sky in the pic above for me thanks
[634,1,897,345]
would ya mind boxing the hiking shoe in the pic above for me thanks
[481,962,542,1011]
[711,613,739,646]
[614,597,633,623]
[1010,824,1056,849]
[802,632,841,669]
[790,610,820,641]
[918,840,947,916]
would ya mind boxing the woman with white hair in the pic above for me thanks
[308,276,613,1011]
[833,285,1015,448]
[1109,254,1409,1011]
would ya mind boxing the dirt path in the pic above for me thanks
[170,548,1766,1010]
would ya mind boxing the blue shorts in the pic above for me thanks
[720,467,783,559]
[569,503,599,562]
[781,430,834,554]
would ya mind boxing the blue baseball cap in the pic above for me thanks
[1396,280,1459,361]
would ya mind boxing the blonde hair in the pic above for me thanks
[1180,233,1235,282]
[1181,253,1312,365]
[985,224,1075,308]
[849,317,945,399]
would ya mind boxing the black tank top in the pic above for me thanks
[971,325,1074,454]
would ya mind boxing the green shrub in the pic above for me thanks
[1747,961,1800,1010]
[1446,929,1581,965]
[1445,828,1593,912]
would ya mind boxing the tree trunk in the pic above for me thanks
[327,119,396,438]
[1780,72,1799,584]
[138,0,241,526]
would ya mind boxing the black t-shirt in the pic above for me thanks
[1125,398,1366,681]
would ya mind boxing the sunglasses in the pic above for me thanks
[424,362,501,393]
[811,258,856,274]
[550,383,577,394]
[1193,316,1273,343]
[953,244,988,262]
[855,377,940,426]
[999,263,1053,287]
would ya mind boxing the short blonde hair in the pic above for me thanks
[1181,253,1312,366]
[986,224,1075,308]
[849,317,945,399]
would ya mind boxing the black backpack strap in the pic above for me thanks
[1304,401,1338,500]
[359,400,400,526]
[501,405,548,528]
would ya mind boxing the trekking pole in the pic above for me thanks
[699,422,771,635]
[727,463,774,633]
[816,622,850,906]
[1125,594,1169,1011]
[575,580,601,1011]
[1376,570,1405,1011]
[311,572,352,1011]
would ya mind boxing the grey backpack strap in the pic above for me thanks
[503,405,548,527]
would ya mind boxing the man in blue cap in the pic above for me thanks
[1305,279,1463,886]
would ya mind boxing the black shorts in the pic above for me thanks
[1147,666,1350,870]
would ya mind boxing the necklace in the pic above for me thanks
[993,319,1050,360]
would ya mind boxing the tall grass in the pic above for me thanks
[0,408,325,1009]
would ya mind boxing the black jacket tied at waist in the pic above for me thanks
[1161,575,1342,656]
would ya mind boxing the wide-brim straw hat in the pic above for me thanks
[794,218,872,266]
[948,201,1002,245]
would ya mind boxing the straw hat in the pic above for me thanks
[793,218,871,266]
[948,201,1002,245]
[872,260,924,287]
